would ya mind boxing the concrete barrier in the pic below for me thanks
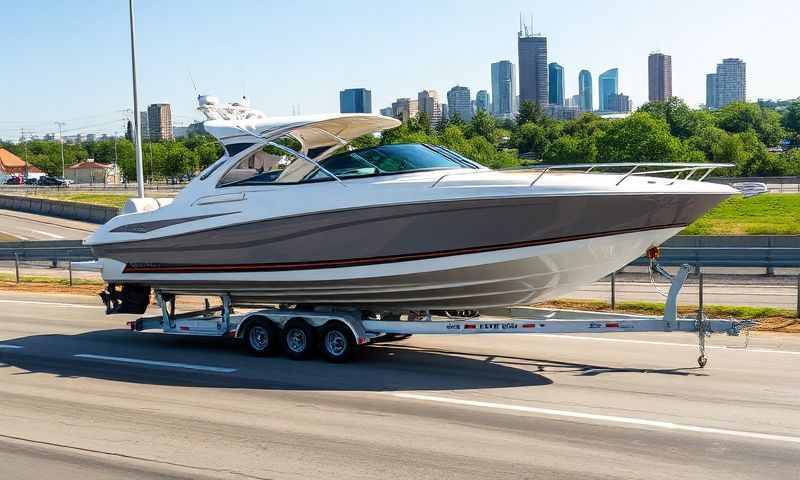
[0,194,118,224]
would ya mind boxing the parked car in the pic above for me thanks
[56,177,74,186]
[5,176,22,185]
[24,178,38,185]
[37,176,68,187]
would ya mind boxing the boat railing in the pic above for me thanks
[431,162,734,188]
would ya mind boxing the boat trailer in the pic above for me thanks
[128,263,751,366]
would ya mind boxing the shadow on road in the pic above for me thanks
[0,329,559,391]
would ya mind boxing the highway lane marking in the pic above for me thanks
[392,393,800,445]
[73,354,237,373]
[0,299,103,309]
[29,229,65,240]
[0,345,23,349]
[528,334,800,356]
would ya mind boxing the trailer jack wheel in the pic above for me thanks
[697,355,708,368]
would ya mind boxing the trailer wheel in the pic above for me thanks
[320,322,357,363]
[243,318,278,356]
[282,319,316,360]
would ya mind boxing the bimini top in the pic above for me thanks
[198,96,401,153]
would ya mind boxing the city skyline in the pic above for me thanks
[0,0,797,139]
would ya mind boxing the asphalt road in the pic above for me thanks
[0,209,96,240]
[0,290,798,479]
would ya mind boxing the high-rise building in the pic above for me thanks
[379,107,393,117]
[139,111,149,140]
[715,58,746,108]
[475,90,491,113]
[705,73,719,109]
[566,94,582,109]
[578,70,593,112]
[518,30,548,105]
[417,90,442,127]
[598,68,619,112]
[339,88,372,113]
[446,85,473,122]
[391,98,418,122]
[648,53,672,102]
[491,60,517,118]
[548,62,564,106]
[607,93,632,113]
[147,104,173,141]
[440,104,449,123]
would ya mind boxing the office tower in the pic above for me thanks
[391,98,418,122]
[715,58,746,108]
[578,70,593,112]
[491,60,517,118]
[648,53,672,102]
[518,27,548,105]
[476,90,491,113]
[339,88,372,113]
[379,107,393,117]
[598,68,619,111]
[417,90,442,127]
[147,104,173,141]
[139,111,149,140]
[446,85,473,121]
[706,73,718,109]
[548,62,564,105]
[607,93,632,113]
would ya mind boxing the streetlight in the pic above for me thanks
[55,121,66,178]
[128,0,145,198]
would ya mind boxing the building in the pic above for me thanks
[606,93,633,113]
[706,73,719,109]
[544,104,580,120]
[417,90,442,127]
[147,104,173,141]
[379,106,393,117]
[64,159,120,184]
[446,85,473,122]
[578,70,593,112]
[598,68,619,111]
[173,126,189,138]
[712,58,746,109]
[648,53,673,102]
[548,62,564,105]
[139,111,149,140]
[0,148,44,178]
[391,98,418,122]
[475,90,491,113]
[339,88,372,114]
[518,31,548,105]
[491,60,517,118]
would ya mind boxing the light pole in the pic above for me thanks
[113,132,119,184]
[55,121,66,178]
[128,0,145,198]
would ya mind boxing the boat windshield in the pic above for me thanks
[219,143,477,186]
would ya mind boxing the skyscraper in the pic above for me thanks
[139,111,149,140]
[548,62,564,105]
[518,30,548,105]
[147,104,173,141]
[715,58,746,108]
[475,90,491,113]
[391,98,418,122]
[598,68,619,112]
[417,90,442,127]
[339,88,372,113]
[705,73,718,109]
[446,85,473,121]
[491,60,517,118]
[648,53,672,102]
[578,70,593,112]
[607,93,632,113]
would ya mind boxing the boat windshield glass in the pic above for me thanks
[219,143,475,186]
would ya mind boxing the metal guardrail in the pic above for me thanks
[630,247,800,268]
[712,176,800,193]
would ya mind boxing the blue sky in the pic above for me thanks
[0,0,795,139]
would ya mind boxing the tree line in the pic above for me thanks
[2,97,799,180]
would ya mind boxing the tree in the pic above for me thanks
[513,122,549,159]
[516,100,546,125]
[595,112,684,163]
[542,135,598,164]
[782,101,800,138]
[467,110,496,142]
[714,102,785,146]
[638,97,713,139]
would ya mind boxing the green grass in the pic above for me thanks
[549,299,796,320]
[0,272,104,286]
[682,193,800,235]
[35,193,132,209]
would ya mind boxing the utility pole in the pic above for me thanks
[55,121,66,178]
[128,0,145,198]
[113,132,119,184]
[19,128,29,180]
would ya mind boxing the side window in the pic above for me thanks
[218,136,314,186]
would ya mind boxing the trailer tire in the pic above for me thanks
[243,318,278,356]
[320,322,357,363]
[282,319,316,360]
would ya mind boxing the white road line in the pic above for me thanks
[0,345,23,349]
[529,334,800,355]
[0,299,103,309]
[73,354,237,373]
[29,229,65,240]
[392,393,800,445]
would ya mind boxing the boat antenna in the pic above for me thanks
[188,70,199,97]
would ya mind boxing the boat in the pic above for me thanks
[85,96,738,315]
